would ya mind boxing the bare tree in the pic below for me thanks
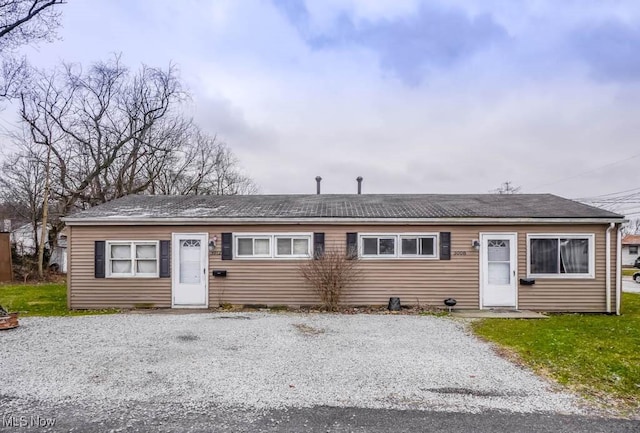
[0,141,46,235]
[0,0,65,101]
[20,56,256,206]
[299,249,361,311]
[20,55,187,212]
[17,55,257,277]
[0,139,48,276]
[152,129,257,196]
[17,56,188,277]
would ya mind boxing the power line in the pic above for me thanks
[575,186,640,201]
[529,152,640,190]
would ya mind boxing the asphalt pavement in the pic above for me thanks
[623,275,640,293]
[1,400,638,433]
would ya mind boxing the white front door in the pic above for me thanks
[481,233,517,308]
[172,233,208,308]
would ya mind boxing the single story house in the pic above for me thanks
[63,193,625,314]
[10,223,68,273]
[621,234,640,267]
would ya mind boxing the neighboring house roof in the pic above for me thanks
[63,194,624,224]
[622,235,640,245]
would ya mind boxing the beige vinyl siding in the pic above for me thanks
[69,227,172,309]
[516,225,611,312]
[69,223,616,312]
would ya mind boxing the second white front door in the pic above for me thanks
[481,233,517,308]
[172,233,208,308]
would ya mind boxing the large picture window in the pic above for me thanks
[234,233,311,259]
[527,234,594,278]
[359,234,438,259]
[107,241,158,277]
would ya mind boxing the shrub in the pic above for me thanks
[299,248,361,311]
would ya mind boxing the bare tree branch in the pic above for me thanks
[13,55,257,279]
[299,249,361,311]
[0,0,65,101]
[0,0,65,49]
[20,55,189,214]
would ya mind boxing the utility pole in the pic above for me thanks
[37,144,51,278]
[494,181,521,194]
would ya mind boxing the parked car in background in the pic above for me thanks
[635,256,640,269]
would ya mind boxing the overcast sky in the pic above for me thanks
[2,0,640,206]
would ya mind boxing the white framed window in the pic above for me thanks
[275,235,311,258]
[107,241,159,278]
[236,236,271,258]
[233,233,312,259]
[361,235,396,257]
[400,235,437,258]
[630,245,638,255]
[527,234,595,278]
[359,233,439,259]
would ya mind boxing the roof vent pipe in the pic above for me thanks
[356,176,363,194]
[315,176,322,195]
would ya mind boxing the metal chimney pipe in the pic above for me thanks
[315,176,322,194]
[356,176,363,194]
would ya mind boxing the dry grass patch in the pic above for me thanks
[293,323,326,335]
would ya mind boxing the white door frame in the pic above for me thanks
[479,232,518,309]
[171,232,209,308]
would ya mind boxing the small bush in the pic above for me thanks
[299,248,361,311]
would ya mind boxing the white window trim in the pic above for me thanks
[358,233,439,259]
[526,233,595,279]
[360,234,396,258]
[274,234,312,258]
[235,235,272,258]
[106,240,159,278]
[399,234,439,258]
[233,233,312,259]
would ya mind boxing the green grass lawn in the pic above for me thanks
[473,293,640,412]
[622,268,638,277]
[0,282,117,316]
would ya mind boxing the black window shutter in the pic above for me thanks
[159,240,170,277]
[95,241,106,278]
[313,232,325,258]
[346,232,358,258]
[440,232,451,260]
[221,233,233,260]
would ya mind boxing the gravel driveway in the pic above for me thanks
[1,313,584,416]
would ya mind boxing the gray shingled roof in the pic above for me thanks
[64,194,623,221]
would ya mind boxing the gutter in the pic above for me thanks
[62,216,628,226]
[616,225,622,315]
[606,223,614,313]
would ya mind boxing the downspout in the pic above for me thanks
[605,223,614,314]
[616,224,622,315]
